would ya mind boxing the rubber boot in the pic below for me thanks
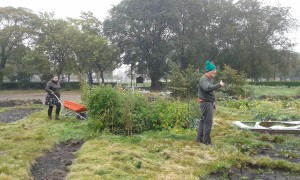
[55,115,60,120]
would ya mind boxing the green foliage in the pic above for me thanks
[85,85,120,122]
[103,0,183,87]
[252,85,300,97]
[223,99,260,110]
[216,64,249,97]
[0,7,39,84]
[248,81,300,87]
[220,97,300,121]
[84,85,199,135]
[167,62,201,98]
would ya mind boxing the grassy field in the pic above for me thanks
[252,85,300,97]
[0,86,300,179]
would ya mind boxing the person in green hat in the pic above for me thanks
[196,60,225,145]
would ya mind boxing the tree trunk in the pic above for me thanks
[0,70,4,85]
[0,49,8,85]
[57,69,63,81]
[150,75,159,88]
[87,71,93,85]
[273,64,276,81]
[130,64,133,87]
[100,71,105,83]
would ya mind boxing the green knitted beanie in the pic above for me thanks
[205,60,216,72]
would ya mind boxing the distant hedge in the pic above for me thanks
[248,81,300,87]
[0,82,118,90]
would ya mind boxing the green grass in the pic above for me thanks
[0,88,300,179]
[0,107,90,179]
[67,130,240,179]
[252,85,300,97]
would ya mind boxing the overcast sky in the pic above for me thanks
[1,0,300,52]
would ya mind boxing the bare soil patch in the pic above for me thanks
[0,108,42,123]
[255,145,300,163]
[0,99,43,107]
[210,137,300,179]
[209,166,300,180]
[0,91,82,103]
[31,140,83,180]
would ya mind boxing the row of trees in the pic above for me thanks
[0,8,119,85]
[104,0,299,86]
[1,0,299,88]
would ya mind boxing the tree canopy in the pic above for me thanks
[0,0,299,87]
[104,0,298,86]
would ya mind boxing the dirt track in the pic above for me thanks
[0,91,82,103]
[31,140,83,180]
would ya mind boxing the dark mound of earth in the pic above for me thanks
[31,141,83,180]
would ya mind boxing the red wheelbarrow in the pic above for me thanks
[53,94,87,120]
[63,100,87,120]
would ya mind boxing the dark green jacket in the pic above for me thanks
[45,80,61,98]
[198,75,221,102]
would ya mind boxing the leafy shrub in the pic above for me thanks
[84,85,199,135]
[85,85,121,132]
[167,62,201,98]
[216,64,249,97]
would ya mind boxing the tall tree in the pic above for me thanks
[91,37,120,83]
[38,13,80,78]
[168,0,210,70]
[70,12,120,83]
[104,0,176,87]
[217,0,297,80]
[0,7,39,85]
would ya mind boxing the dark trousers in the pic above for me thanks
[196,102,214,144]
[48,102,61,117]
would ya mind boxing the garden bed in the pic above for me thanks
[0,108,42,123]
[210,166,300,180]
[255,145,300,163]
[31,140,83,180]
[0,99,43,107]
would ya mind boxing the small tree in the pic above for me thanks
[216,64,248,96]
[167,62,201,98]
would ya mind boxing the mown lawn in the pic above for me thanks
[0,87,300,179]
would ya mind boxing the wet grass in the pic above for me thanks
[0,87,300,179]
[0,107,90,179]
[252,85,300,97]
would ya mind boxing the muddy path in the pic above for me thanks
[31,140,84,180]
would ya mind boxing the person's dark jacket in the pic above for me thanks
[198,75,221,102]
[45,80,61,98]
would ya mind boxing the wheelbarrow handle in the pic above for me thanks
[52,93,64,105]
